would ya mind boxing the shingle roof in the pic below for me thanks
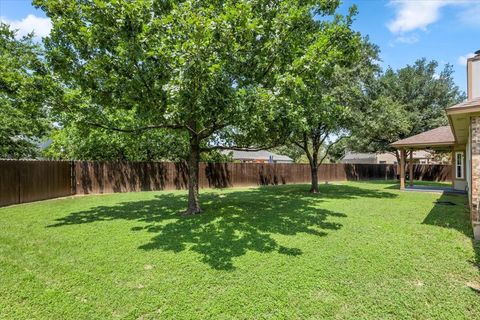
[342,152,376,160]
[343,151,432,160]
[391,126,455,148]
[447,97,480,112]
[222,150,293,162]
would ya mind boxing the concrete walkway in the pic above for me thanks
[404,185,467,195]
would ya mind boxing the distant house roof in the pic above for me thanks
[342,152,376,160]
[412,150,432,158]
[222,150,293,162]
[343,151,431,161]
[391,126,455,148]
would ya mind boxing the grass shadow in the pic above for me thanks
[48,184,397,270]
[422,192,480,278]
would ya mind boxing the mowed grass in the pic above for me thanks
[1,181,479,319]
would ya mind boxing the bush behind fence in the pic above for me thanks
[0,160,452,206]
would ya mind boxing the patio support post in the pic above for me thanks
[400,149,406,190]
[409,149,414,187]
[451,148,455,189]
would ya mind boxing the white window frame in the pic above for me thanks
[455,151,464,179]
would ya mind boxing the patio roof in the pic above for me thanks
[446,96,480,115]
[390,126,455,149]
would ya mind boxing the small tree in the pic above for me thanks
[36,0,341,213]
[277,10,379,193]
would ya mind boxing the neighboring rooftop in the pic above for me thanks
[391,126,455,148]
[342,152,376,161]
[343,151,431,160]
[222,150,293,162]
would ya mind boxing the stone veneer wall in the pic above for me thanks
[471,117,480,226]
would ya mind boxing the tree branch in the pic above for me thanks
[200,144,278,153]
[292,140,305,150]
[319,135,348,164]
[85,121,183,133]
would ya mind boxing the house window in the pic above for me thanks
[455,152,464,179]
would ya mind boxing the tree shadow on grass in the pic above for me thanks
[48,184,396,270]
[422,192,480,284]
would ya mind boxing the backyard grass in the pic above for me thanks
[1,181,479,319]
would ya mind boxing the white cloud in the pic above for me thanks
[0,14,52,39]
[387,0,472,34]
[458,53,476,66]
[395,34,420,44]
[388,0,450,33]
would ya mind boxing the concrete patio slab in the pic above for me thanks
[404,185,467,195]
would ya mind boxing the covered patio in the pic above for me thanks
[391,126,463,193]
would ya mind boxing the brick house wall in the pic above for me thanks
[471,117,480,232]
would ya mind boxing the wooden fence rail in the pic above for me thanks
[0,160,452,206]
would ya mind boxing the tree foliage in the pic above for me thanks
[349,59,465,158]
[44,123,231,162]
[275,9,380,192]
[35,0,343,213]
[44,124,188,161]
[0,24,52,158]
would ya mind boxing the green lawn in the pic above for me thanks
[1,181,479,319]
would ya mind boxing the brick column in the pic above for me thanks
[470,117,480,235]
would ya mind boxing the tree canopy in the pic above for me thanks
[0,24,52,158]
[348,58,465,159]
[35,0,346,213]
[273,9,380,192]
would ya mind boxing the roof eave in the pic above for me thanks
[391,141,455,149]
[446,105,480,115]
[447,114,459,145]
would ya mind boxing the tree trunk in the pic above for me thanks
[310,164,319,193]
[395,149,400,164]
[185,135,202,215]
[310,166,318,193]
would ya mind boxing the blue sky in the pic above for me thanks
[1,0,479,93]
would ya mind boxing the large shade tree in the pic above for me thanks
[349,59,465,161]
[0,24,53,158]
[35,0,344,214]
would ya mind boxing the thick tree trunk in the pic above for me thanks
[185,135,202,215]
[310,164,319,193]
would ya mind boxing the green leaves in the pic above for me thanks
[35,0,345,155]
[350,58,465,153]
[0,24,53,158]
[44,124,190,161]
[272,9,378,167]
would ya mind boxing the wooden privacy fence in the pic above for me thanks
[0,160,452,206]
[73,162,404,194]
[0,160,73,207]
